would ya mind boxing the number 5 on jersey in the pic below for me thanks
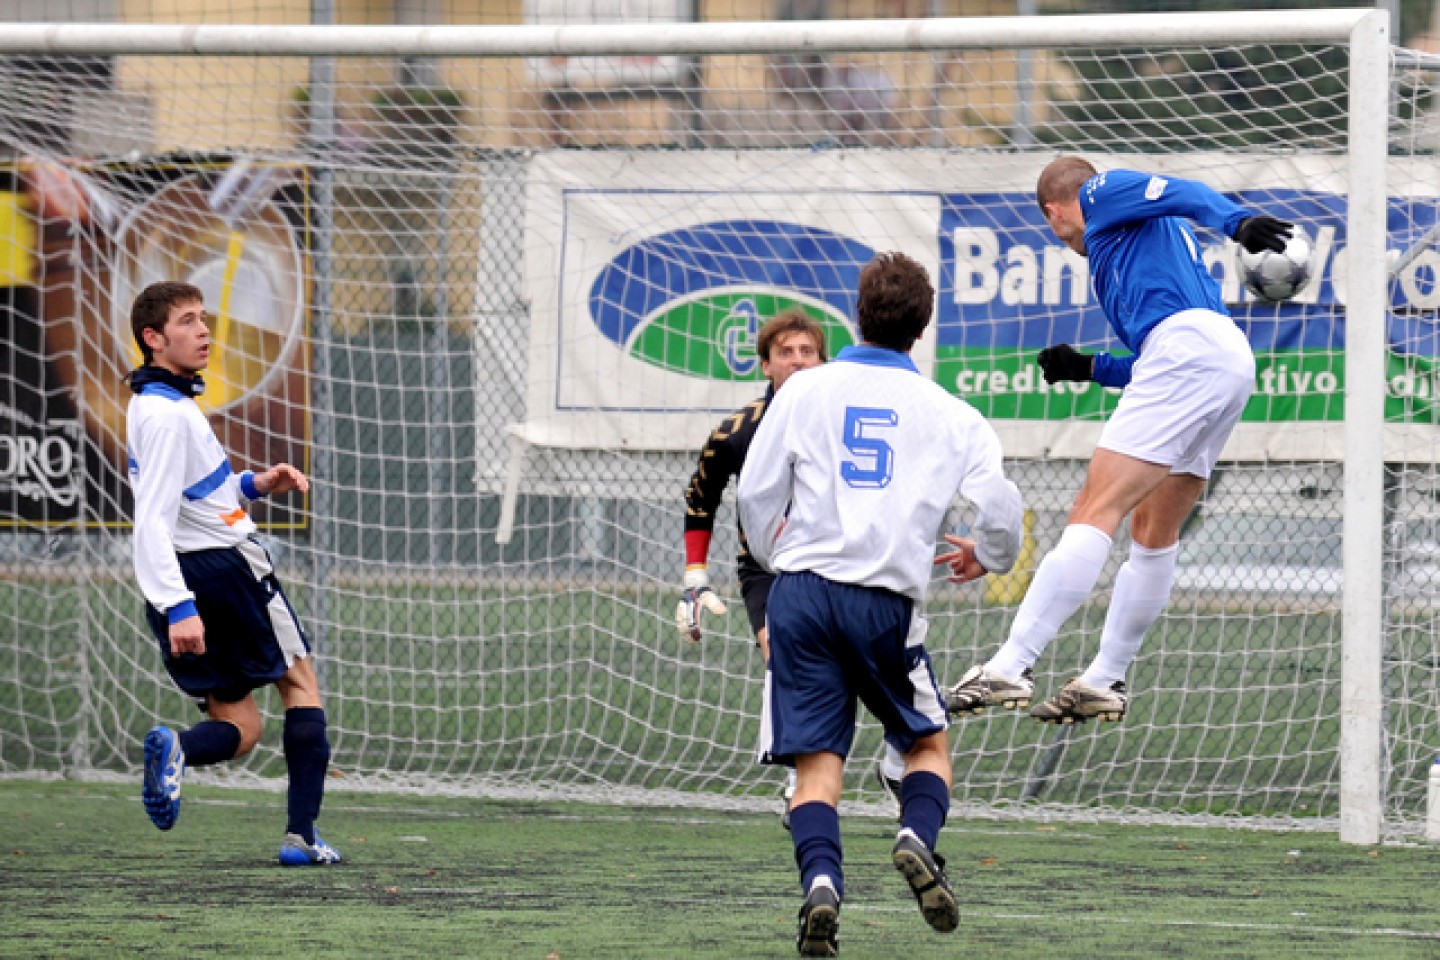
[841,406,897,488]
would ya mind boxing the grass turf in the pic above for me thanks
[2,778,1437,960]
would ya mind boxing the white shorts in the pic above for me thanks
[1097,309,1255,479]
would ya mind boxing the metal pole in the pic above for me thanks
[1340,7,1389,845]
[1013,0,1037,147]
[426,171,454,568]
[307,0,337,663]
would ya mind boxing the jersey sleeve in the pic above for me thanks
[1082,169,1251,237]
[232,469,265,504]
[130,416,196,621]
[957,414,1024,575]
[1092,351,1137,389]
[683,415,744,535]
[736,395,796,573]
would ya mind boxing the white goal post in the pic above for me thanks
[0,10,1421,846]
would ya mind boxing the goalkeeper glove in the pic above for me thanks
[1232,216,1293,255]
[1037,344,1094,384]
[676,567,727,642]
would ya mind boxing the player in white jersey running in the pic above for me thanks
[945,155,1292,726]
[678,307,909,828]
[739,252,1023,956]
[126,280,339,865]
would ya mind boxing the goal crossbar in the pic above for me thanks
[0,10,1378,58]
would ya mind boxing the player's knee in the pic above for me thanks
[903,733,952,783]
[1130,503,1185,548]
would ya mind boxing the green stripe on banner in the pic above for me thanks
[935,349,1440,425]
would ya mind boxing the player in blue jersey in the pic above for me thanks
[739,252,1023,956]
[946,155,1292,725]
[126,280,340,865]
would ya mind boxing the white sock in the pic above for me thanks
[785,766,798,797]
[988,524,1112,679]
[1080,540,1178,689]
[880,745,906,782]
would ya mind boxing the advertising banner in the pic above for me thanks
[522,150,1440,461]
[0,158,311,528]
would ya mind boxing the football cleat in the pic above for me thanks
[1030,678,1128,725]
[945,665,1034,716]
[892,829,959,934]
[142,725,185,831]
[796,876,840,957]
[278,832,343,866]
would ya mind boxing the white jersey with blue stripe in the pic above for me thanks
[1081,169,1254,388]
[127,381,262,618]
[738,344,1023,604]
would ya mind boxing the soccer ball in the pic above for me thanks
[1238,224,1312,302]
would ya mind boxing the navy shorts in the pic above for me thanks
[145,539,311,703]
[759,570,947,765]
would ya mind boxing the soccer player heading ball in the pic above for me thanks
[945,156,1292,726]
[126,281,340,866]
[739,252,1023,955]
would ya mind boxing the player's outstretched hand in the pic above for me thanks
[675,567,727,642]
[1233,216,1293,255]
[934,534,988,585]
[255,463,310,496]
[1037,344,1094,384]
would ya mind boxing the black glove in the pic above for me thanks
[1037,344,1094,384]
[1233,216,1293,255]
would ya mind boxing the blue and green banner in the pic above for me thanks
[523,150,1440,457]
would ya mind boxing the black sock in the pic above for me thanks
[282,706,330,844]
[178,721,242,766]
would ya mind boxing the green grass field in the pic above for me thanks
[2,778,1437,960]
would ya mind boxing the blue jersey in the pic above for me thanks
[1081,169,1253,387]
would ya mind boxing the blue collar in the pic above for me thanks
[835,343,919,373]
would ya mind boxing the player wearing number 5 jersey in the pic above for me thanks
[739,252,1023,955]
[945,156,1291,726]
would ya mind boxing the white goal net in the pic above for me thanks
[0,10,1431,842]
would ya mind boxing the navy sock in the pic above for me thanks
[899,770,949,851]
[178,721,241,767]
[282,707,330,844]
[789,801,844,900]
